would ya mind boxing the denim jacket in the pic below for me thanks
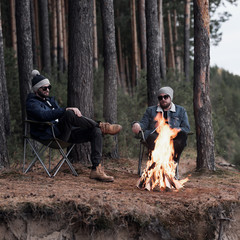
[26,93,66,139]
[137,103,190,139]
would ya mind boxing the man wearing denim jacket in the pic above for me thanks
[132,86,190,163]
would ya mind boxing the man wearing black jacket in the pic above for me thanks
[26,70,122,182]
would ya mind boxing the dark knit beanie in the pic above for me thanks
[158,86,174,100]
[32,70,50,92]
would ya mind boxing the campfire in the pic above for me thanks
[137,113,188,191]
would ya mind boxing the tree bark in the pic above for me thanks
[146,0,161,106]
[0,6,10,168]
[184,0,191,81]
[158,0,166,81]
[173,7,181,76]
[68,0,94,164]
[100,0,119,158]
[125,56,132,95]
[167,8,175,70]
[10,0,17,57]
[33,0,41,69]
[100,0,118,124]
[194,0,215,170]
[138,0,147,70]
[130,0,139,87]
[30,0,38,68]
[57,0,64,74]
[15,0,33,124]
[93,0,98,70]
[39,0,51,74]
[61,0,68,70]
[50,0,58,66]
[117,24,127,92]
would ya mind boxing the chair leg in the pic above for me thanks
[23,138,27,173]
[51,144,78,177]
[49,148,51,171]
[175,162,179,180]
[24,139,52,177]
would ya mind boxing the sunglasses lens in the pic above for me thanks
[41,85,51,91]
[163,95,169,100]
[158,95,169,101]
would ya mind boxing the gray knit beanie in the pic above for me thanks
[158,86,174,100]
[31,70,50,92]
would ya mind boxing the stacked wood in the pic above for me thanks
[137,161,183,191]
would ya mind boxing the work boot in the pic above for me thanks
[90,164,114,182]
[99,122,122,135]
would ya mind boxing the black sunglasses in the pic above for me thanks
[40,85,52,91]
[158,95,169,101]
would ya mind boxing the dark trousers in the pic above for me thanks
[146,130,187,163]
[56,110,102,167]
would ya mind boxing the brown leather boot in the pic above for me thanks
[90,164,114,182]
[99,122,122,135]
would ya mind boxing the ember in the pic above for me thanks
[137,113,188,191]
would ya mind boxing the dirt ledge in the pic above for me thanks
[0,156,239,239]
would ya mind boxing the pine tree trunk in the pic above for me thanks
[10,0,17,57]
[15,0,33,124]
[100,0,118,124]
[184,0,191,82]
[50,0,58,66]
[117,21,127,93]
[138,0,147,70]
[167,8,175,70]
[194,0,215,171]
[93,0,98,70]
[173,8,182,76]
[57,0,64,74]
[158,0,166,81]
[30,0,38,67]
[146,0,161,106]
[39,0,51,75]
[125,56,132,95]
[68,0,94,164]
[61,0,68,70]
[0,5,10,167]
[34,0,41,69]
[130,0,139,87]
[0,6,10,168]
[100,0,119,158]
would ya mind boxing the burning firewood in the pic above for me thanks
[137,113,189,191]
[137,163,183,191]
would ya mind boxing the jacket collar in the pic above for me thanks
[156,103,176,112]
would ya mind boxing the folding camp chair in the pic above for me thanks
[136,130,179,178]
[23,120,78,177]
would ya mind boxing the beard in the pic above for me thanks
[160,101,171,110]
[37,89,49,99]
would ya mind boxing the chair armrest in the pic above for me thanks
[134,130,146,142]
[24,120,57,138]
[25,119,53,126]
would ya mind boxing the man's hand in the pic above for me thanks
[132,123,141,134]
[66,107,82,117]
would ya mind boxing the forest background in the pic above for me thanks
[0,0,240,169]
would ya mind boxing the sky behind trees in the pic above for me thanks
[210,1,240,76]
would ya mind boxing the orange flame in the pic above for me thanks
[138,112,188,191]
